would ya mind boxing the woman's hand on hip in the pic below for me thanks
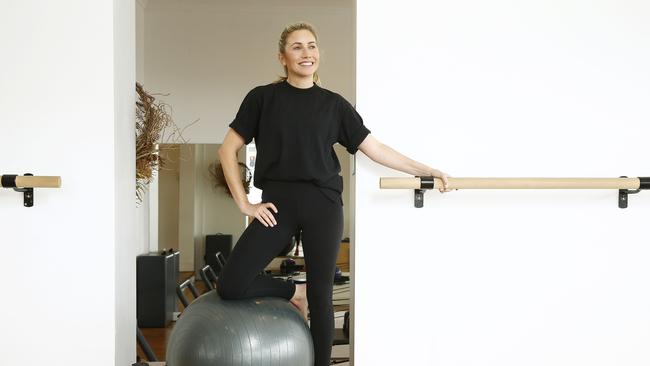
[242,202,278,227]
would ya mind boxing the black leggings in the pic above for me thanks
[217,180,344,366]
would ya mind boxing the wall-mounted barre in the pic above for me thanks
[1,174,62,207]
[379,176,650,208]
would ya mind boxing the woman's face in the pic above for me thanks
[279,29,319,80]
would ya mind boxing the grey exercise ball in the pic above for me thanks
[166,291,314,366]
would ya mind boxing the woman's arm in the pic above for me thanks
[218,129,278,226]
[217,129,251,210]
[357,134,452,192]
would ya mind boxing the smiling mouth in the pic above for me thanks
[299,62,314,66]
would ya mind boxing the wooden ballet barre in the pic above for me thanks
[379,176,650,208]
[1,174,62,208]
[380,177,647,190]
[1,175,61,188]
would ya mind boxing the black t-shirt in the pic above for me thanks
[229,80,371,204]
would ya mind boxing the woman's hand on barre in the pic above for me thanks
[356,136,454,193]
[427,168,453,193]
[242,202,279,227]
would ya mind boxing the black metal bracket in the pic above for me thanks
[414,176,435,208]
[414,189,425,208]
[3,173,34,207]
[618,176,649,209]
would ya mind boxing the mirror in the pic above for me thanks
[139,0,357,361]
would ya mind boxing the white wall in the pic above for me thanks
[114,1,136,364]
[136,0,160,254]
[0,0,135,365]
[136,0,146,84]
[354,1,650,365]
[134,0,151,256]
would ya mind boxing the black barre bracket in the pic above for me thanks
[414,176,435,208]
[2,173,34,207]
[618,176,650,209]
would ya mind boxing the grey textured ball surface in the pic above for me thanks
[166,291,314,366]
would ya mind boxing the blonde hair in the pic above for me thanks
[275,22,321,85]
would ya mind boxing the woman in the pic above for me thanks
[217,22,452,366]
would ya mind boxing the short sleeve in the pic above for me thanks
[229,87,261,144]
[337,96,371,154]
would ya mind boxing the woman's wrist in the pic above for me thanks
[421,167,441,177]
[237,199,251,212]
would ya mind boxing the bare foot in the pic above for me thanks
[289,283,309,322]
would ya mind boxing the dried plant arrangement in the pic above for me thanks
[208,160,252,197]
[135,82,196,203]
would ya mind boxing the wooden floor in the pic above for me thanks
[138,271,350,363]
